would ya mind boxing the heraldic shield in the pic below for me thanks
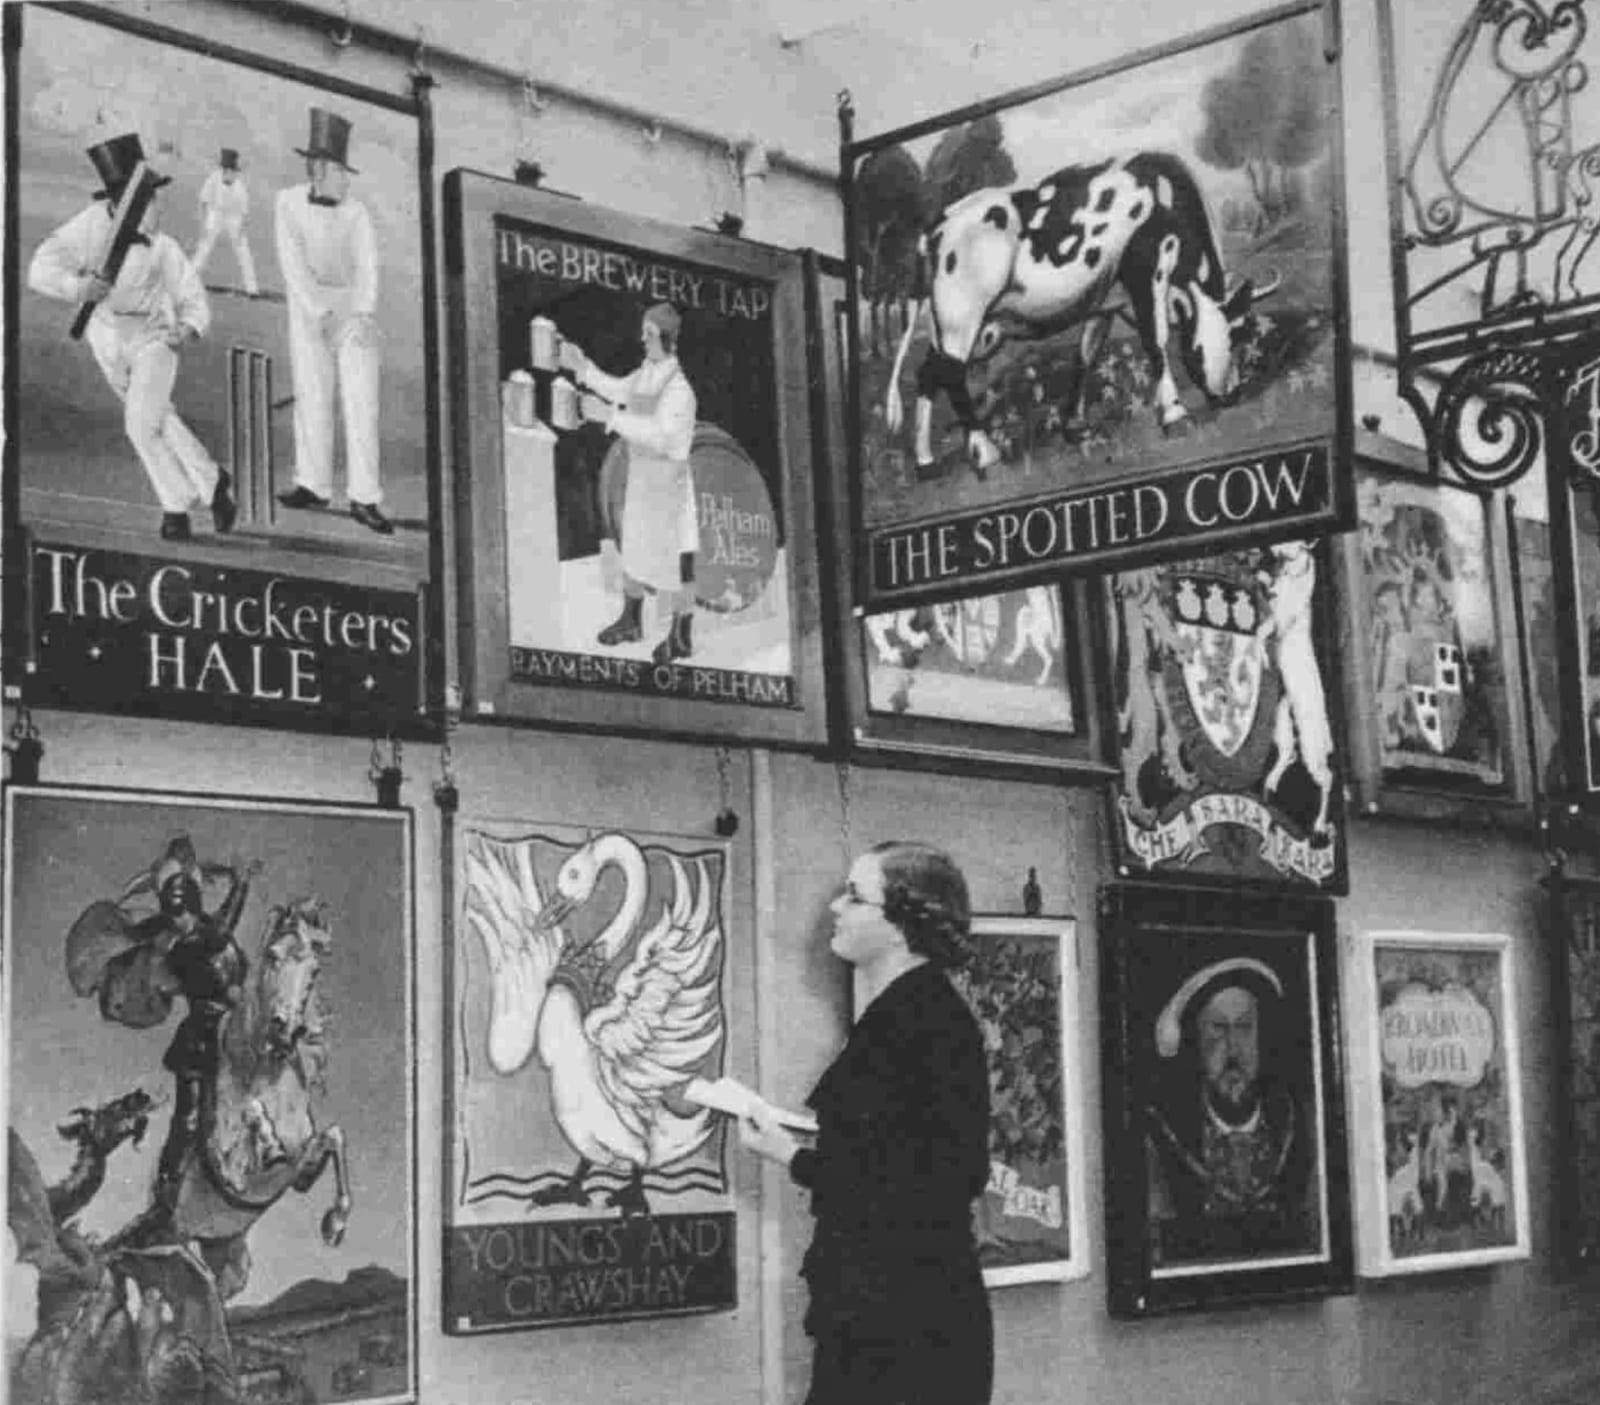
[1162,564,1280,788]
[1409,640,1465,754]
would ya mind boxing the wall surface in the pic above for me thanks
[6,2,1600,1405]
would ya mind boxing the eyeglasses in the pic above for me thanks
[840,884,882,908]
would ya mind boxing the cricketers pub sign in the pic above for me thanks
[12,539,428,735]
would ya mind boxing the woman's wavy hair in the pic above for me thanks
[870,840,972,969]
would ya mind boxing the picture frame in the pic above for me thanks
[443,819,737,1332]
[1103,536,1347,893]
[1337,437,1531,822]
[1547,474,1600,805]
[2,781,417,1405]
[1099,882,1353,1316]
[1544,872,1600,1272]
[1343,927,1530,1277]
[839,0,1350,608]
[3,2,443,738]
[811,253,1111,778]
[444,169,827,748]
[951,916,1089,1286]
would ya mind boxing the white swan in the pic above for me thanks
[463,831,724,1217]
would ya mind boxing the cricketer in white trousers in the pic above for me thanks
[191,170,259,295]
[274,183,382,507]
[28,203,220,514]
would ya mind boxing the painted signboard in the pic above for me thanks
[1105,537,1346,891]
[841,0,1349,604]
[446,170,826,747]
[949,917,1087,1285]
[1100,883,1352,1316]
[3,783,416,1405]
[1345,929,1529,1276]
[444,822,735,1332]
[3,3,441,736]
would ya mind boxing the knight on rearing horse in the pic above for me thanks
[66,835,261,1239]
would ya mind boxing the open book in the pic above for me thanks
[684,1076,818,1134]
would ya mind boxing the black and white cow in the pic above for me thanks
[885,152,1276,470]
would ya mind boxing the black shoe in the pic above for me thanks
[652,613,693,664]
[211,470,238,533]
[349,499,395,535]
[277,485,330,510]
[597,596,644,646]
[160,513,192,542]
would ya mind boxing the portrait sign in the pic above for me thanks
[1344,929,1529,1276]
[1105,538,1345,891]
[841,0,1350,606]
[445,170,826,747]
[2,783,417,1405]
[1338,455,1529,820]
[1545,873,1600,1271]
[1100,883,1352,1316]
[948,917,1088,1285]
[3,4,442,736]
[445,822,735,1332]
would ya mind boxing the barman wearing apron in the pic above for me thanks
[561,302,700,664]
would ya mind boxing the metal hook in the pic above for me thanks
[5,706,43,784]
[523,75,547,113]
[328,0,353,49]
[370,736,404,809]
[642,121,663,146]
[409,25,431,79]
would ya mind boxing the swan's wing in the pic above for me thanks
[585,856,725,1121]
[462,834,558,1076]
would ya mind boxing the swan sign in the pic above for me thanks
[445,823,736,1331]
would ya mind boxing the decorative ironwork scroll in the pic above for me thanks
[1381,0,1600,487]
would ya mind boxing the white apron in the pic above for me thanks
[619,373,698,593]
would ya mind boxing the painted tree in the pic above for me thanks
[920,114,1017,223]
[853,143,924,357]
[1196,21,1328,234]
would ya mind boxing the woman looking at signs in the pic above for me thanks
[738,840,993,1405]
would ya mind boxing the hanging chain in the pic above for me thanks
[713,745,738,836]
[834,759,854,863]
[434,711,459,814]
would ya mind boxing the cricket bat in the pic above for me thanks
[70,161,159,341]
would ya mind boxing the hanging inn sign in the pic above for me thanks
[839,0,1353,604]
[1377,0,1600,809]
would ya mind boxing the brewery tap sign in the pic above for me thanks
[445,170,827,747]
[2,4,442,737]
[18,540,424,734]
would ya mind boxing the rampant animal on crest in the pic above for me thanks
[465,830,725,1218]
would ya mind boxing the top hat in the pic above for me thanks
[87,132,171,202]
[220,147,239,170]
[295,107,358,173]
